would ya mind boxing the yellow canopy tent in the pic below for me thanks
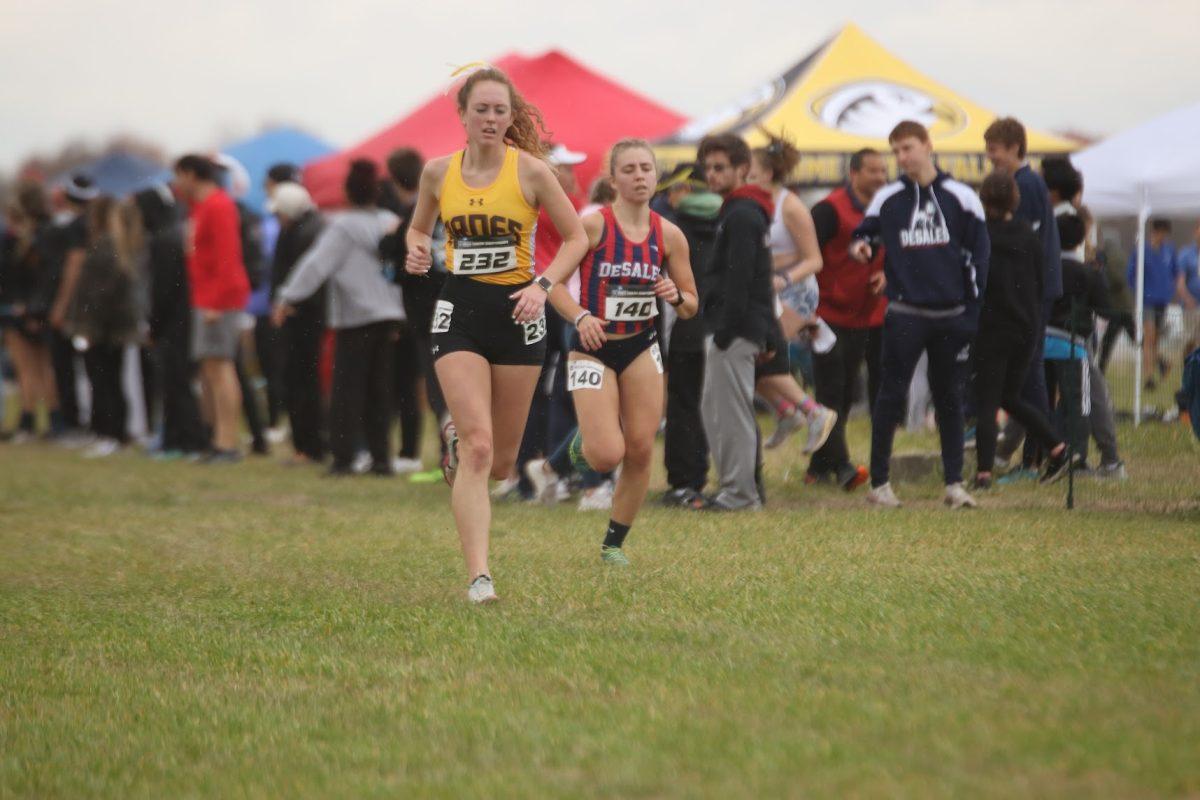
[656,23,1077,187]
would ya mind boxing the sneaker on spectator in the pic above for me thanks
[866,482,902,508]
[765,408,804,449]
[943,482,978,509]
[491,476,521,500]
[1095,460,1128,480]
[392,457,422,474]
[82,438,121,459]
[350,451,372,474]
[578,481,613,511]
[801,406,838,455]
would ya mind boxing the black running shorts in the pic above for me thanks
[431,275,547,366]
[569,326,662,377]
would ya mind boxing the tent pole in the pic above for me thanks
[1133,194,1148,426]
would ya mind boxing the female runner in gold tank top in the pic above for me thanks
[405,66,587,604]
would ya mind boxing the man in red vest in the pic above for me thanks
[806,148,889,489]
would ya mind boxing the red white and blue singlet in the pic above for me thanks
[578,206,665,336]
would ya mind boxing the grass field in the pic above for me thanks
[1,418,1198,798]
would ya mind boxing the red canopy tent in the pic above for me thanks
[304,50,686,207]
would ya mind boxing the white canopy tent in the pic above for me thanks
[1074,101,1200,423]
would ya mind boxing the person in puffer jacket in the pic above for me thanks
[850,120,990,510]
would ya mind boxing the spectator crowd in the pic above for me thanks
[3,115,1198,510]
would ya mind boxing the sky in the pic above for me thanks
[2,0,1198,172]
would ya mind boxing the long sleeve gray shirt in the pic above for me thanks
[279,207,404,329]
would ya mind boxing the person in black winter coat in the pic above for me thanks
[656,169,720,508]
[972,171,1073,489]
[135,186,207,455]
[267,182,327,463]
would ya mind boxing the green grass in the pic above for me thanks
[1,419,1198,798]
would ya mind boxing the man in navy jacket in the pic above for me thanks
[985,117,1061,472]
[850,120,990,509]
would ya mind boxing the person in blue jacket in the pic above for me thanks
[1128,219,1184,389]
[985,117,1061,472]
[850,120,990,510]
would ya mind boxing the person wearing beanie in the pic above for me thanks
[267,182,328,465]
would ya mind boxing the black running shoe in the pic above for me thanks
[1040,449,1080,484]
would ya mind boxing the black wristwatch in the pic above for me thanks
[669,289,685,307]
[534,276,554,293]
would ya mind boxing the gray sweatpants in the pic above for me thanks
[702,336,763,510]
[998,340,1120,466]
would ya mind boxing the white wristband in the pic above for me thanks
[573,310,592,327]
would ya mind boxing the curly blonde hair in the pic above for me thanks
[456,67,550,158]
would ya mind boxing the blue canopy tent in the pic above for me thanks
[220,128,335,215]
[65,151,170,197]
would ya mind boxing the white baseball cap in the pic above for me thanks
[548,144,587,166]
[267,182,315,217]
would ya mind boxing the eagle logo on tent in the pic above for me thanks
[810,81,966,140]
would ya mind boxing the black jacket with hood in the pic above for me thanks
[701,185,775,350]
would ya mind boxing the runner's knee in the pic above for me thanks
[459,431,493,472]
[622,437,654,470]
[584,439,624,473]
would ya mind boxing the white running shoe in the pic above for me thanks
[523,458,559,505]
[265,425,288,445]
[866,482,902,508]
[351,451,372,474]
[765,409,805,449]
[82,438,120,459]
[555,479,571,503]
[801,406,838,455]
[943,482,978,509]
[467,575,498,604]
[392,456,423,474]
[490,475,521,499]
[578,480,614,511]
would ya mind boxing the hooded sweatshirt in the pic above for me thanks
[853,170,990,318]
[979,217,1043,342]
[279,207,403,329]
[702,184,775,349]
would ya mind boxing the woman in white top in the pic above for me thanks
[747,134,836,456]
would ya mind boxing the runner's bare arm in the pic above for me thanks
[658,219,699,319]
[777,192,822,283]
[405,157,450,275]
[509,153,588,323]
[550,212,609,350]
[546,211,603,321]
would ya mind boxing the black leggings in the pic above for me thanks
[330,321,395,470]
[1098,311,1136,373]
[973,334,1060,475]
[83,344,128,443]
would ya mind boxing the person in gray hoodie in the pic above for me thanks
[273,160,403,476]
